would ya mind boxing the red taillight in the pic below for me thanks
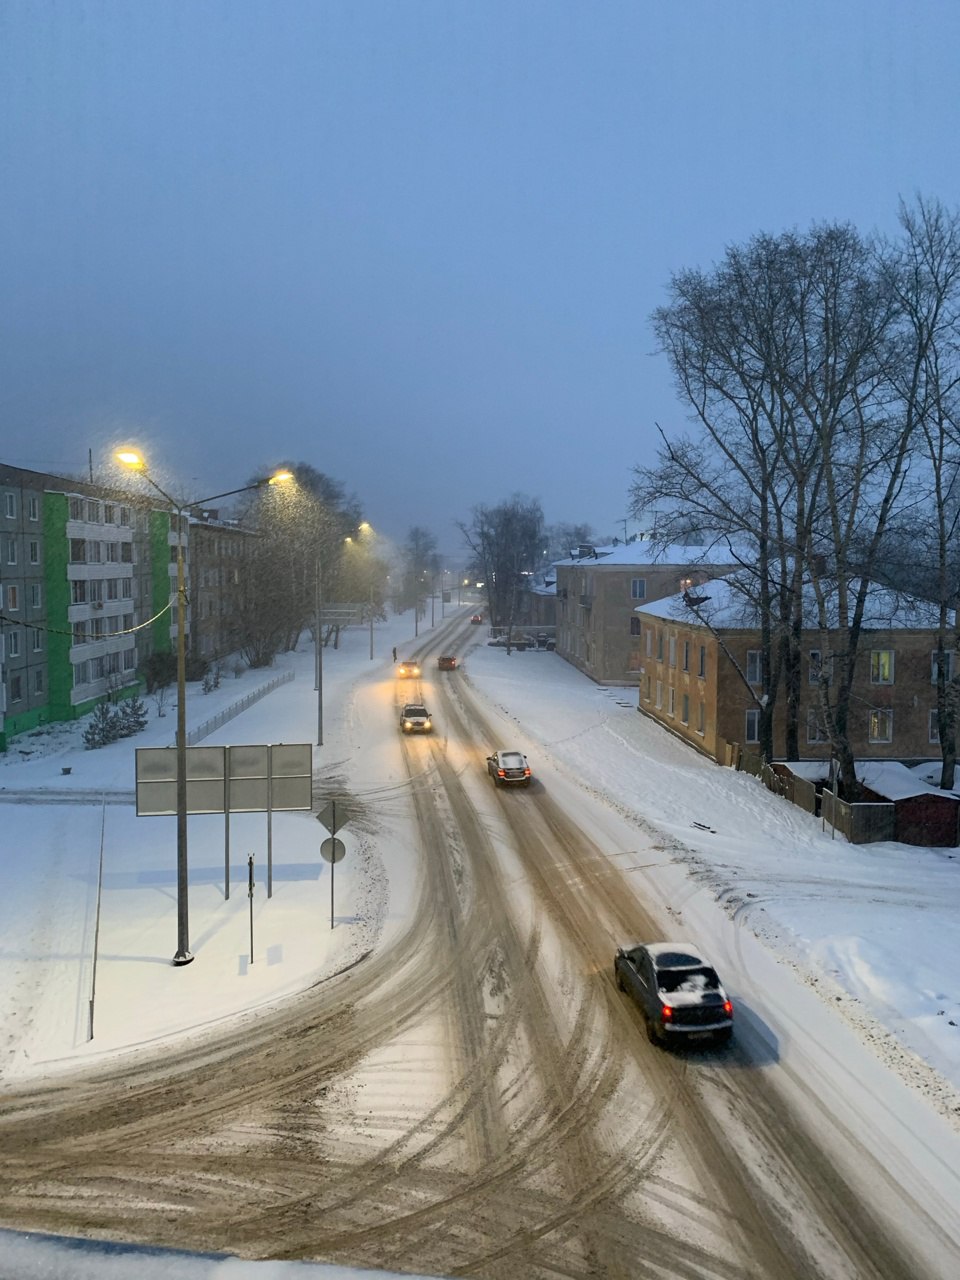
[723,1000,733,1016]
[497,769,506,778]
[661,1005,673,1022]
[523,768,531,777]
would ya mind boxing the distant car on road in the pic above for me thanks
[614,943,733,1047]
[470,613,483,624]
[396,658,421,678]
[437,654,458,670]
[486,750,531,787]
[400,703,433,733]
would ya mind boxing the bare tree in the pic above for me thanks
[458,496,544,646]
[634,221,915,795]
[877,197,960,786]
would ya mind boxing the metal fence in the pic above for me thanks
[186,670,295,746]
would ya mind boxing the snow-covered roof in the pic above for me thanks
[635,574,945,631]
[780,760,954,801]
[552,540,745,569]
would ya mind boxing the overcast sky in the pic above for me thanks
[2,1,959,552]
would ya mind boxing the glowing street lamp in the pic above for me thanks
[116,448,291,965]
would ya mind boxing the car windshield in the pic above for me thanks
[656,966,720,994]
[405,706,427,716]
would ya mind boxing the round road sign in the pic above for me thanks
[320,837,347,863]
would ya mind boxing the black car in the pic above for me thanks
[486,750,531,786]
[614,943,733,1046]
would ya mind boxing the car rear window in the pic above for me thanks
[656,966,720,993]
[501,753,525,767]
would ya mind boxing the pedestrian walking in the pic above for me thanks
[392,646,397,662]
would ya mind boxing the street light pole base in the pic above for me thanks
[172,951,195,967]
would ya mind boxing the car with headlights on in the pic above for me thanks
[400,703,433,733]
[396,658,421,678]
[614,943,733,1047]
[486,750,531,786]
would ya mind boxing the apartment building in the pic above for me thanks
[188,511,256,663]
[0,464,204,750]
[553,541,740,685]
[635,577,946,765]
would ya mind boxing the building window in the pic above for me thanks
[9,674,22,702]
[655,680,663,709]
[629,616,641,636]
[68,496,84,520]
[73,660,89,687]
[668,687,676,717]
[4,493,15,518]
[868,709,893,743]
[29,540,39,564]
[123,646,137,670]
[698,645,706,678]
[746,650,763,685]
[809,650,822,684]
[30,584,41,608]
[6,584,18,611]
[645,627,652,657]
[107,578,119,600]
[930,710,940,744]
[89,579,103,603]
[745,708,760,743]
[631,578,646,600]
[71,580,87,604]
[119,505,130,526]
[104,503,116,524]
[69,538,86,563]
[656,631,664,661]
[106,542,119,562]
[645,674,652,702]
[806,709,830,743]
[28,495,39,521]
[681,693,689,725]
[121,542,133,563]
[31,627,42,652]
[682,640,690,672]
[86,499,101,522]
[697,701,705,734]
[931,651,955,683]
[870,650,895,685]
[86,540,102,564]
[7,629,20,657]
[73,622,87,645]
[6,539,16,565]
[668,636,677,667]
[33,668,44,694]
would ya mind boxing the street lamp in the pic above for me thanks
[115,448,291,965]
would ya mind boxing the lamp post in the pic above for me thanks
[115,449,291,965]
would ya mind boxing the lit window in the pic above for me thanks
[870,650,894,685]
[868,709,893,743]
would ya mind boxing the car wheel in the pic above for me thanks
[646,1017,662,1046]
